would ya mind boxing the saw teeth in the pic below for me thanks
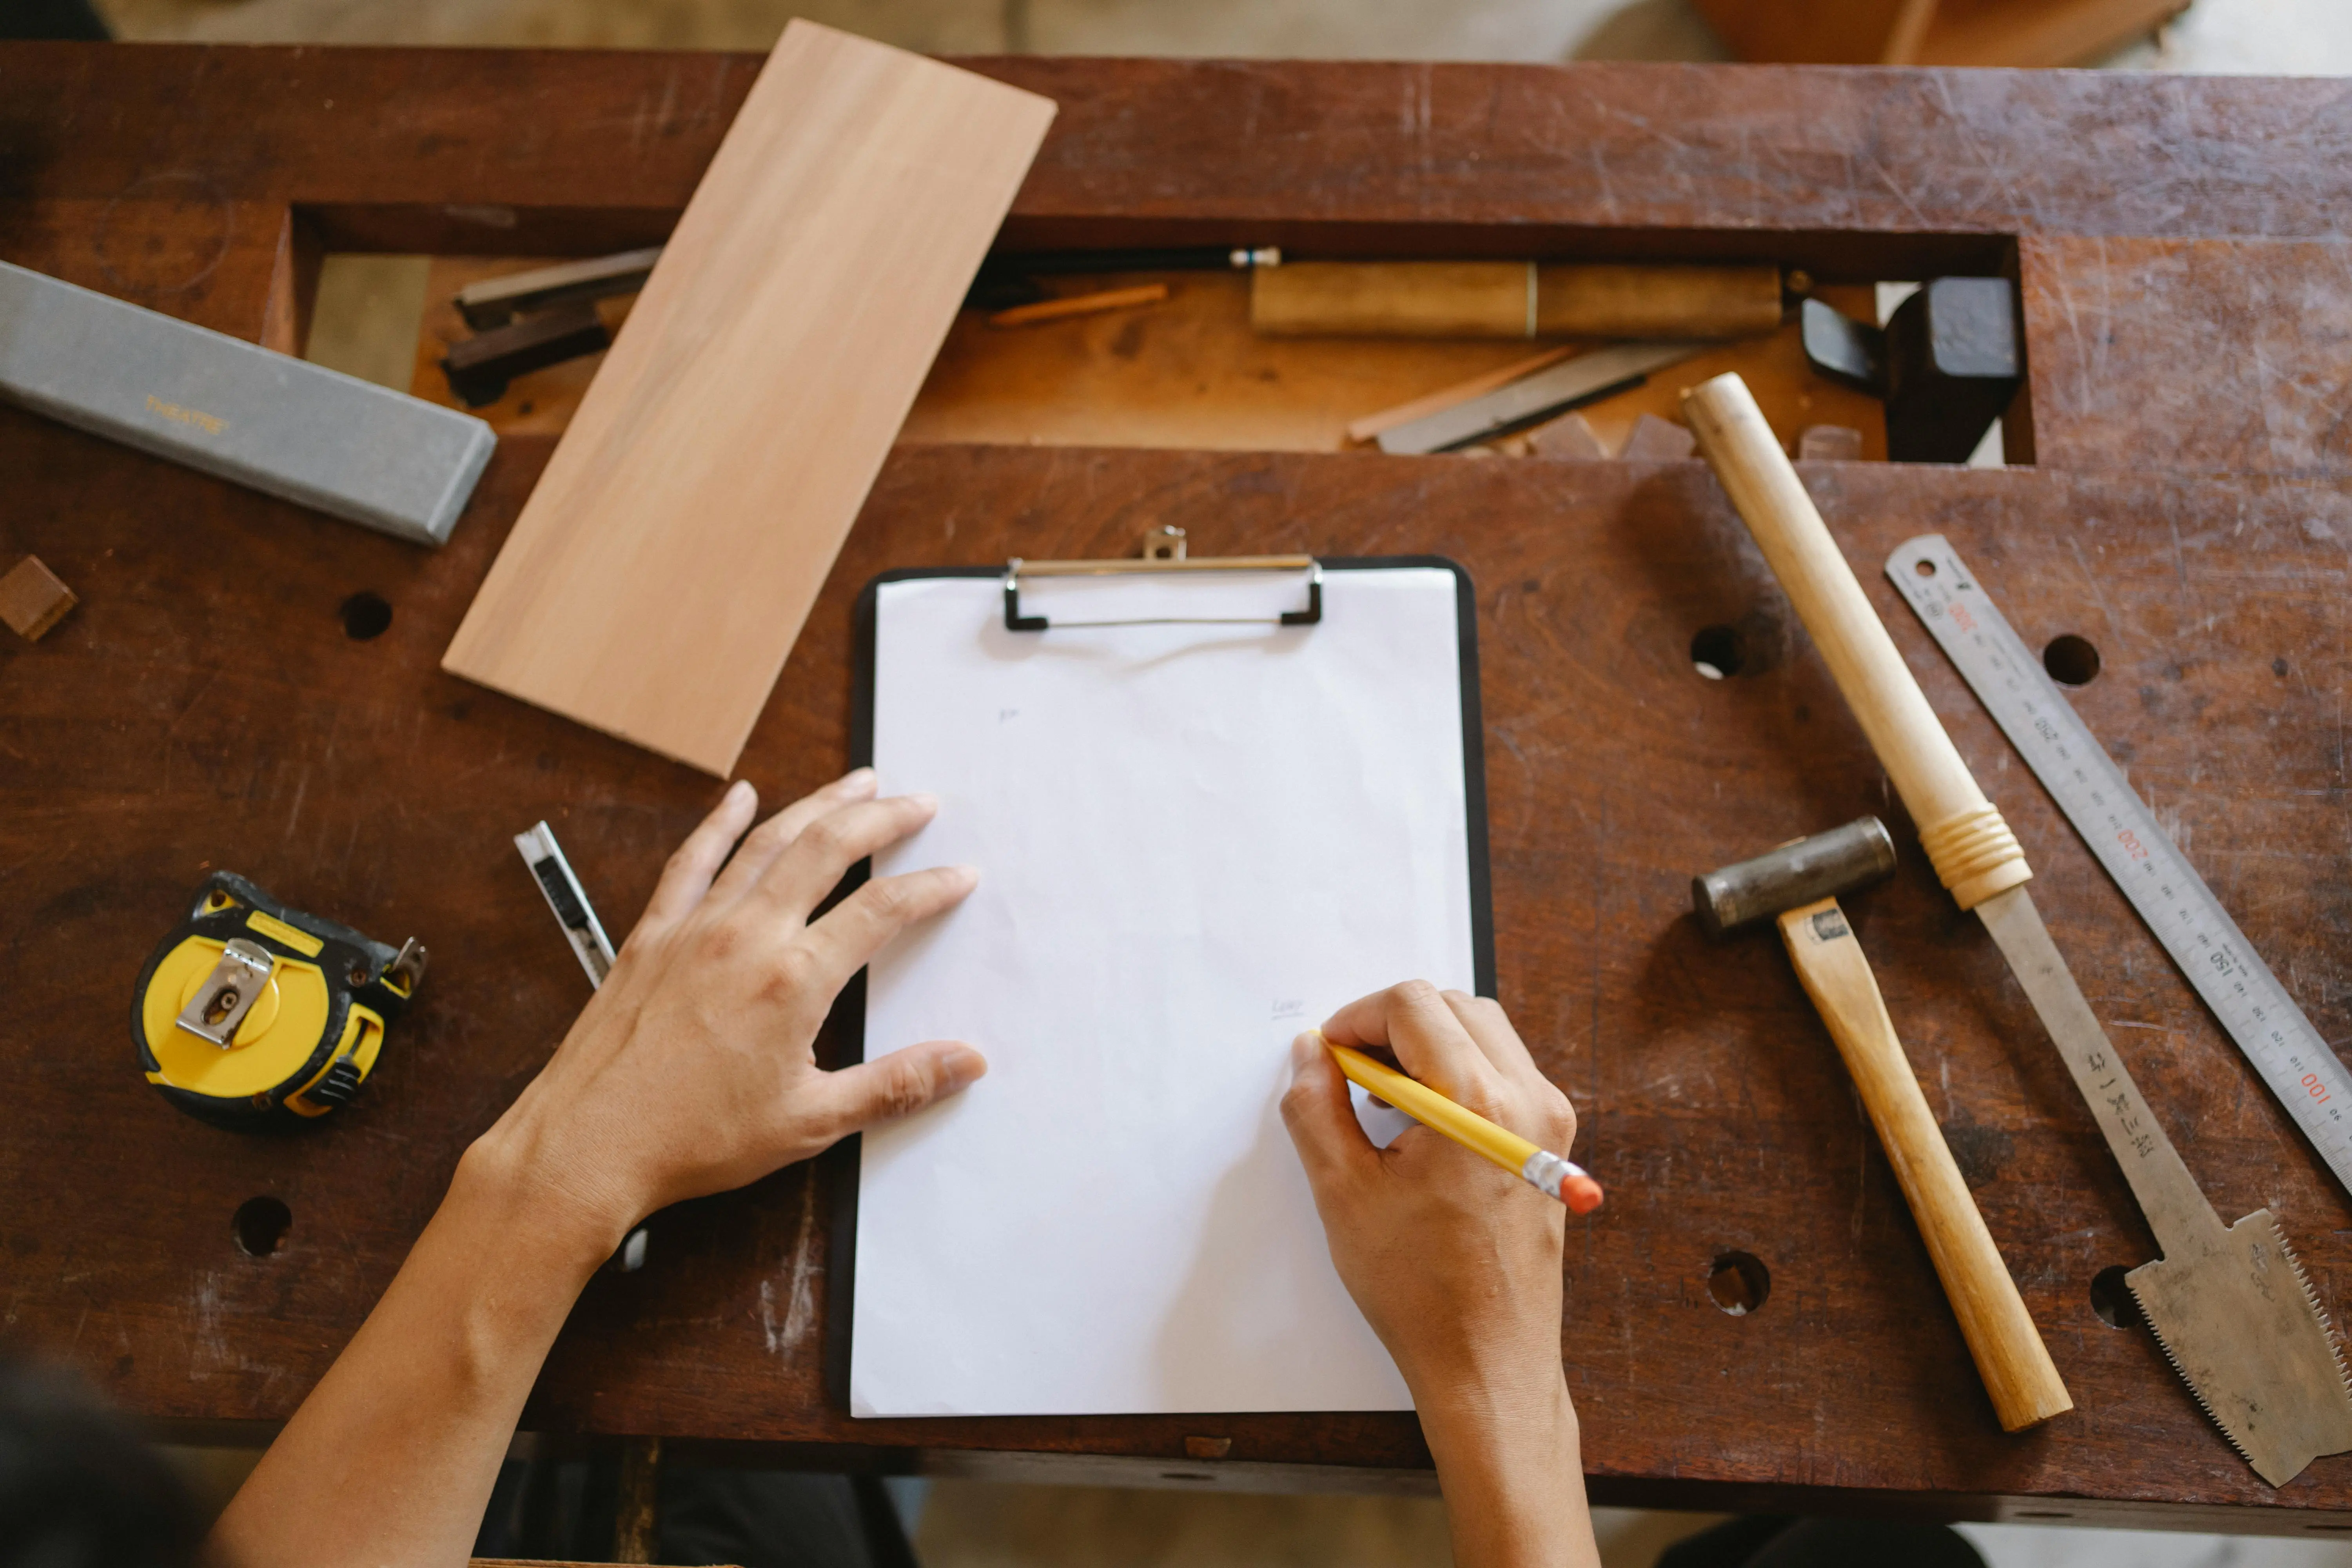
[2127,1279,2262,1469]
[2267,1215,2352,1400]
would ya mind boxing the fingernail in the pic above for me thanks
[950,864,981,890]
[944,1046,987,1089]
[906,791,939,812]
[726,779,754,804]
[842,766,876,789]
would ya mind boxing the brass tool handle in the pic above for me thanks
[1779,898,2074,1431]
[1683,372,2029,910]
[1252,262,1784,340]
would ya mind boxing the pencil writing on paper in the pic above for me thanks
[1325,1040,1604,1214]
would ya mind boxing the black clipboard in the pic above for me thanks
[821,554,1493,1411]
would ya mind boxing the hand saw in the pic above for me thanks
[1682,372,2352,1487]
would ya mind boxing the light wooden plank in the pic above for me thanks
[442,20,1054,775]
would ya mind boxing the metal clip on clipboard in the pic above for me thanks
[1003,525,1322,632]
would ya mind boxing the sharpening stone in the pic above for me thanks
[0,260,495,547]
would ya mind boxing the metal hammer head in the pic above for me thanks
[1693,817,1897,938]
[1800,278,2022,464]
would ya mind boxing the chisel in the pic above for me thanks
[1682,371,2352,1486]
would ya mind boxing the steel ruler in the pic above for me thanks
[1886,533,2352,1197]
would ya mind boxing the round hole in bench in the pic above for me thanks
[234,1196,291,1258]
[1707,1250,1769,1316]
[1691,625,1747,681]
[2089,1264,2138,1328]
[2043,633,2100,686]
[340,592,393,641]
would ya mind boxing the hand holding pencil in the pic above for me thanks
[1325,1039,1604,1213]
[1280,983,1597,1365]
[1280,982,1601,1568]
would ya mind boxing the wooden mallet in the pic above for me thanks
[1696,818,2073,1433]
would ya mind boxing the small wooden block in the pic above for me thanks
[0,555,76,641]
[1183,1435,1233,1459]
[1524,409,1610,461]
[1798,423,1866,461]
[1618,412,1698,462]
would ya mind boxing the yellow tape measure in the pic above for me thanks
[132,873,425,1129]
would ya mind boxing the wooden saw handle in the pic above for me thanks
[1778,898,2073,1432]
[1682,372,2030,909]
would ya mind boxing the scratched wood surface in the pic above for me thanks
[5,42,2352,1524]
[5,421,2350,1517]
[2019,235,2352,482]
[4,46,2352,477]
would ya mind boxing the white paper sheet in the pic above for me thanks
[850,565,1477,1417]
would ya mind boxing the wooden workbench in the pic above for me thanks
[3,43,2350,1535]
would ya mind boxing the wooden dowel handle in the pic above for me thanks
[1683,372,2029,909]
[1778,898,2073,1432]
[1535,263,1783,339]
[1252,262,1782,340]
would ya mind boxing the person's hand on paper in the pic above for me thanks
[479,768,986,1239]
[1281,982,1600,1568]
[212,770,983,1568]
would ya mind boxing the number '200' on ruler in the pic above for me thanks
[1886,532,2352,1198]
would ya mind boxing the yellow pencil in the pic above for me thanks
[1325,1038,1604,1214]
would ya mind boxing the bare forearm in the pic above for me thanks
[1419,1379,1598,1568]
[1283,989,1599,1568]
[205,778,985,1567]
[210,1143,621,1568]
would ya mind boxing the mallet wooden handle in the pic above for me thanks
[1682,373,2029,909]
[1778,898,2073,1432]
